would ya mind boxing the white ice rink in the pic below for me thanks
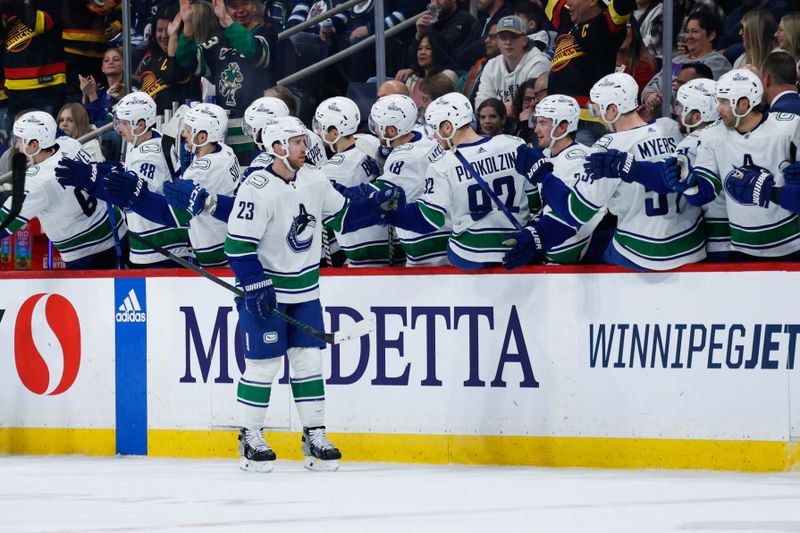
[2,456,800,533]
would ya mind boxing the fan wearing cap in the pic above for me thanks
[2,111,127,270]
[475,15,550,116]
[543,0,635,145]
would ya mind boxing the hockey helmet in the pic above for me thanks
[369,94,418,147]
[715,69,763,127]
[243,96,290,149]
[313,97,360,151]
[13,111,57,160]
[590,72,639,125]
[424,92,473,149]
[260,116,310,170]
[114,91,157,139]
[184,103,227,150]
[533,94,580,150]
[676,78,719,132]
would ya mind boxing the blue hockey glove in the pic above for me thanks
[55,157,99,192]
[333,181,373,200]
[163,179,208,215]
[662,154,697,195]
[724,165,775,208]
[502,221,545,270]
[515,144,553,184]
[104,169,149,208]
[242,277,277,319]
[584,149,639,182]
[782,161,800,185]
[368,184,406,221]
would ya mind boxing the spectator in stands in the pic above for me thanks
[57,102,104,162]
[62,0,115,101]
[640,61,712,121]
[775,13,800,60]
[642,10,731,116]
[511,75,546,140]
[459,0,513,68]
[137,5,201,114]
[264,85,300,114]
[1,1,66,134]
[474,16,550,116]
[176,0,276,164]
[345,0,409,81]
[286,0,347,71]
[395,0,476,82]
[634,0,662,58]
[477,97,507,135]
[81,47,125,127]
[418,72,455,121]
[513,0,552,53]
[718,0,792,65]
[733,10,778,70]
[616,18,658,95]
[545,0,635,146]
[378,80,411,98]
[763,51,800,114]
[457,23,500,102]
[405,33,457,110]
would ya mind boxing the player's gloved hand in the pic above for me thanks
[782,161,800,185]
[515,144,553,184]
[662,154,698,195]
[242,276,277,320]
[333,181,373,200]
[164,179,208,215]
[368,184,406,221]
[104,169,149,208]
[724,165,775,208]
[502,221,545,270]
[584,148,639,182]
[55,157,99,192]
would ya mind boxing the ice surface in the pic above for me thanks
[1,456,800,533]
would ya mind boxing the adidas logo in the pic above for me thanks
[477,147,487,154]
[116,289,146,323]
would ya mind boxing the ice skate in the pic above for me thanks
[301,426,341,472]
[238,428,276,472]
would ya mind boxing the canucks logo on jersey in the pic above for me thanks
[286,204,316,252]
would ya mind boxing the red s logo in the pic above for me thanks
[14,294,82,395]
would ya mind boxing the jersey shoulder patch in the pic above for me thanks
[594,135,613,150]
[190,158,212,170]
[327,154,345,166]
[564,146,588,160]
[139,143,162,154]
[245,172,269,189]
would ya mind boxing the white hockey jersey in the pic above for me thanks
[184,143,241,266]
[569,118,706,270]
[225,165,348,304]
[693,112,800,257]
[125,131,192,265]
[245,131,328,174]
[0,141,126,263]
[376,132,451,266]
[543,142,607,264]
[475,49,551,108]
[675,121,731,257]
[322,143,386,267]
[419,134,537,266]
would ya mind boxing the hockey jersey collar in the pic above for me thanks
[456,135,492,149]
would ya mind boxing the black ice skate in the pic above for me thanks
[301,426,341,472]
[238,428,277,472]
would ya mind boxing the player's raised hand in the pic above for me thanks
[661,154,697,195]
[724,166,775,208]
[515,144,552,184]
[164,179,208,215]
[502,221,545,270]
[242,277,277,319]
[584,149,639,182]
[55,157,99,192]
[104,169,149,208]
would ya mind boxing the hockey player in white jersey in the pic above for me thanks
[688,69,800,260]
[516,73,705,270]
[387,92,541,270]
[2,111,127,269]
[314,96,388,267]
[368,94,450,266]
[223,116,403,472]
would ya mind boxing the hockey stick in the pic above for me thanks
[453,150,524,231]
[0,153,28,235]
[127,231,374,345]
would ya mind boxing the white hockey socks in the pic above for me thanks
[287,347,325,428]
[237,357,282,430]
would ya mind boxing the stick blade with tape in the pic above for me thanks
[0,153,27,235]
[333,317,375,344]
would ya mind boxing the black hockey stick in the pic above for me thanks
[0,153,28,235]
[127,231,374,345]
[453,150,524,230]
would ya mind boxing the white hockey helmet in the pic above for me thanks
[184,102,227,150]
[715,68,763,128]
[261,116,310,170]
[676,78,718,132]
[369,94,418,147]
[313,96,360,151]
[113,91,157,139]
[13,111,57,160]
[243,96,290,149]
[424,92,474,149]
[590,72,639,125]
[533,94,580,150]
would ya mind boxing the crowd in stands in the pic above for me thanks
[3,0,800,272]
